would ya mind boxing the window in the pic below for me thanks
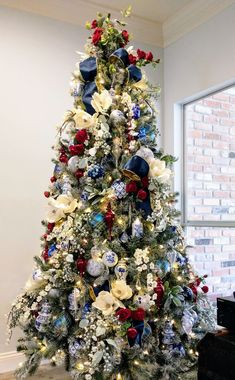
[183,86,235,301]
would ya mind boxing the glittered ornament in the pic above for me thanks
[35,302,51,332]
[76,257,87,276]
[53,312,71,338]
[120,232,129,243]
[88,164,104,179]
[32,269,42,281]
[54,163,63,178]
[109,110,126,127]
[182,286,194,301]
[105,203,115,239]
[132,217,143,238]
[135,146,154,163]
[132,104,141,120]
[48,243,57,257]
[102,250,118,267]
[68,288,81,315]
[115,259,128,281]
[155,259,171,276]
[162,321,175,346]
[60,120,75,147]
[48,288,60,298]
[69,339,84,358]
[154,278,164,309]
[89,212,104,228]
[111,180,126,199]
[134,294,152,311]
[181,310,195,335]
[86,258,105,277]
[173,343,185,357]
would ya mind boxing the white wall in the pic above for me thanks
[163,4,235,197]
[0,5,163,364]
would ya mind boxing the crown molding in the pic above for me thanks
[0,0,163,47]
[0,0,234,48]
[163,0,235,47]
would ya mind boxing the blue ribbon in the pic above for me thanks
[79,50,142,115]
[79,57,97,115]
[128,321,145,347]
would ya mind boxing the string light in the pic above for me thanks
[76,362,84,371]
[134,360,140,366]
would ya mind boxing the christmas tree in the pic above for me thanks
[8,9,215,380]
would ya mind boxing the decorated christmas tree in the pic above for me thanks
[8,9,215,380]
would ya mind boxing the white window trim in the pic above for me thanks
[173,81,235,228]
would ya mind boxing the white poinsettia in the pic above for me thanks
[73,107,95,128]
[46,194,78,223]
[92,291,123,316]
[111,280,133,300]
[149,159,172,183]
[91,90,112,114]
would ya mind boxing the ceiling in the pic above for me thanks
[0,0,234,46]
[87,0,193,23]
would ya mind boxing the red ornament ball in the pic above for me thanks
[44,191,50,198]
[69,144,85,156]
[201,285,209,293]
[126,181,138,193]
[127,327,138,339]
[116,308,132,322]
[137,189,147,200]
[131,308,145,321]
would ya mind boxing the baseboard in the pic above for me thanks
[0,351,24,374]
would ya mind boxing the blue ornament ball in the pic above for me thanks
[88,165,105,179]
[182,286,194,301]
[155,259,171,274]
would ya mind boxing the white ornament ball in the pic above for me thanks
[136,146,154,164]
[102,250,118,267]
[86,259,105,277]
[32,269,42,281]
[68,156,80,173]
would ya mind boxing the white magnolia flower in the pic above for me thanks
[149,158,172,183]
[46,195,78,223]
[89,147,97,156]
[92,291,123,316]
[91,90,112,114]
[73,108,95,129]
[111,280,133,300]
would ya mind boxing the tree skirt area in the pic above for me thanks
[0,365,197,380]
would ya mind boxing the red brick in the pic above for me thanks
[204,132,220,140]
[221,102,235,111]
[221,118,235,127]
[203,198,220,206]
[194,122,212,131]
[214,191,230,198]
[194,156,212,164]
[203,99,221,108]
[204,115,219,124]
[195,190,212,197]
[213,93,230,101]
[195,105,212,114]
[195,206,212,214]
[194,138,212,147]
[213,175,230,182]
[213,109,229,118]
[213,141,229,149]
[188,130,202,138]
[212,269,230,277]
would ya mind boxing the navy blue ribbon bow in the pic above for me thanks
[79,50,142,115]
[79,57,97,115]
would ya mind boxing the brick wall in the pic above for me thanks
[184,87,235,301]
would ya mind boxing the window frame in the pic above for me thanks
[182,83,235,228]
